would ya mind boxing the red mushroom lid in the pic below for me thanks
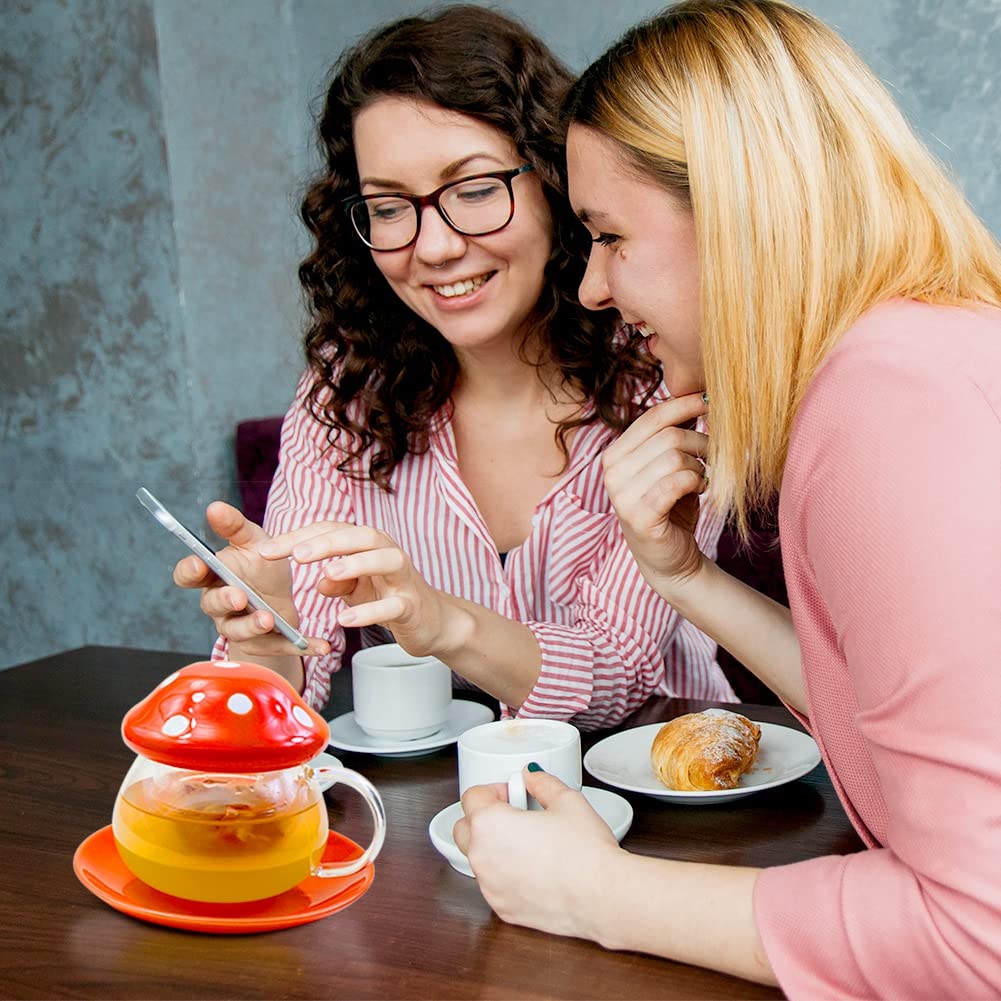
[121,660,330,772]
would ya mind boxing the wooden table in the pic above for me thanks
[0,647,864,999]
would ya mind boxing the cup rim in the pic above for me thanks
[351,643,446,671]
[457,718,580,755]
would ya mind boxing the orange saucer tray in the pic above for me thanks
[73,826,374,934]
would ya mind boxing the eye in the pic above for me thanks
[593,232,621,248]
[453,180,505,203]
[366,197,412,223]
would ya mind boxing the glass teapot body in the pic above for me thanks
[112,659,386,905]
[112,753,330,903]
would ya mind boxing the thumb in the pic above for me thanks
[206,501,268,549]
[522,764,572,809]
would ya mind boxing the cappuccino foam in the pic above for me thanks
[461,720,574,755]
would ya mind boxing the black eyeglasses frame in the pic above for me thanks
[343,164,536,252]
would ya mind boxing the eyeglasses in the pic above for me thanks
[344,164,535,252]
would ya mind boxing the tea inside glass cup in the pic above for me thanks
[112,771,327,903]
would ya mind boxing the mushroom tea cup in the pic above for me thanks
[111,660,386,904]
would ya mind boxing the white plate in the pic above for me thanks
[428,787,633,878]
[583,720,821,803]
[306,751,344,792]
[326,700,496,758]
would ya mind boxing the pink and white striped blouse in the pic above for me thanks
[220,377,736,729]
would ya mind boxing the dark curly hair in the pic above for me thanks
[298,4,661,489]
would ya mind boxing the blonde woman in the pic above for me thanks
[455,1,1001,994]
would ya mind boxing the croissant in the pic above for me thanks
[650,709,761,791]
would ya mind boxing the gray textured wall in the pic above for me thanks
[2,0,999,670]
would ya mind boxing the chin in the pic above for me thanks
[663,374,705,398]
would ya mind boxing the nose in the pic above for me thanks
[413,205,467,268]
[578,251,612,311]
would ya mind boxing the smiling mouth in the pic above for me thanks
[430,272,496,299]
[635,322,658,338]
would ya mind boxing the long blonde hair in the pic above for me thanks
[566,0,1001,537]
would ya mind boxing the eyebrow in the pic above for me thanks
[577,204,615,224]
[360,152,509,191]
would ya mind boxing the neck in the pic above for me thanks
[452,334,583,415]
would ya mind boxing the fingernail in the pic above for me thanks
[701,392,709,404]
[339,608,357,625]
[254,613,269,629]
[527,762,544,773]
[324,557,344,578]
[257,541,278,557]
[292,544,315,561]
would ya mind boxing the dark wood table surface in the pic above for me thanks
[0,646,864,1000]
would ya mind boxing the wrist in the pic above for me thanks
[428,593,476,659]
[583,845,635,948]
[645,549,710,614]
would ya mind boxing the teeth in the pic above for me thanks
[636,322,657,337]
[433,273,491,298]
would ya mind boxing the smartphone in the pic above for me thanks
[136,487,309,651]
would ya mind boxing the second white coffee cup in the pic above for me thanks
[351,643,452,741]
[457,718,582,810]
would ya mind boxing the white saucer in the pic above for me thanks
[583,720,821,803]
[428,786,633,878]
[306,751,344,791]
[327,700,496,758]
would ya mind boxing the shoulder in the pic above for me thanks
[801,299,1001,419]
[281,365,358,463]
[790,300,1001,464]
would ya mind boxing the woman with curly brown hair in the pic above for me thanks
[173,5,734,727]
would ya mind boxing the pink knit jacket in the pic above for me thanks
[754,299,1001,998]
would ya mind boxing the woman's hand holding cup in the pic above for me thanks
[451,718,618,938]
[454,765,621,941]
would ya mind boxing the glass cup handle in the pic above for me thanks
[311,766,387,878]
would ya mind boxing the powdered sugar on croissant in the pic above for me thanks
[650,709,761,791]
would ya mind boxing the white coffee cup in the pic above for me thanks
[457,719,582,810]
[351,643,452,741]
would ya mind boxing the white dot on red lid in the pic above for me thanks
[227,692,254,715]
[217,661,239,669]
[162,714,190,736]
[158,671,180,689]
[292,706,313,728]
[191,692,206,703]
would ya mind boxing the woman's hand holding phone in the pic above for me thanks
[171,501,330,658]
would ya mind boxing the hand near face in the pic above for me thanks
[601,392,710,595]
[259,522,447,658]
[453,769,622,940]
[172,502,329,657]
